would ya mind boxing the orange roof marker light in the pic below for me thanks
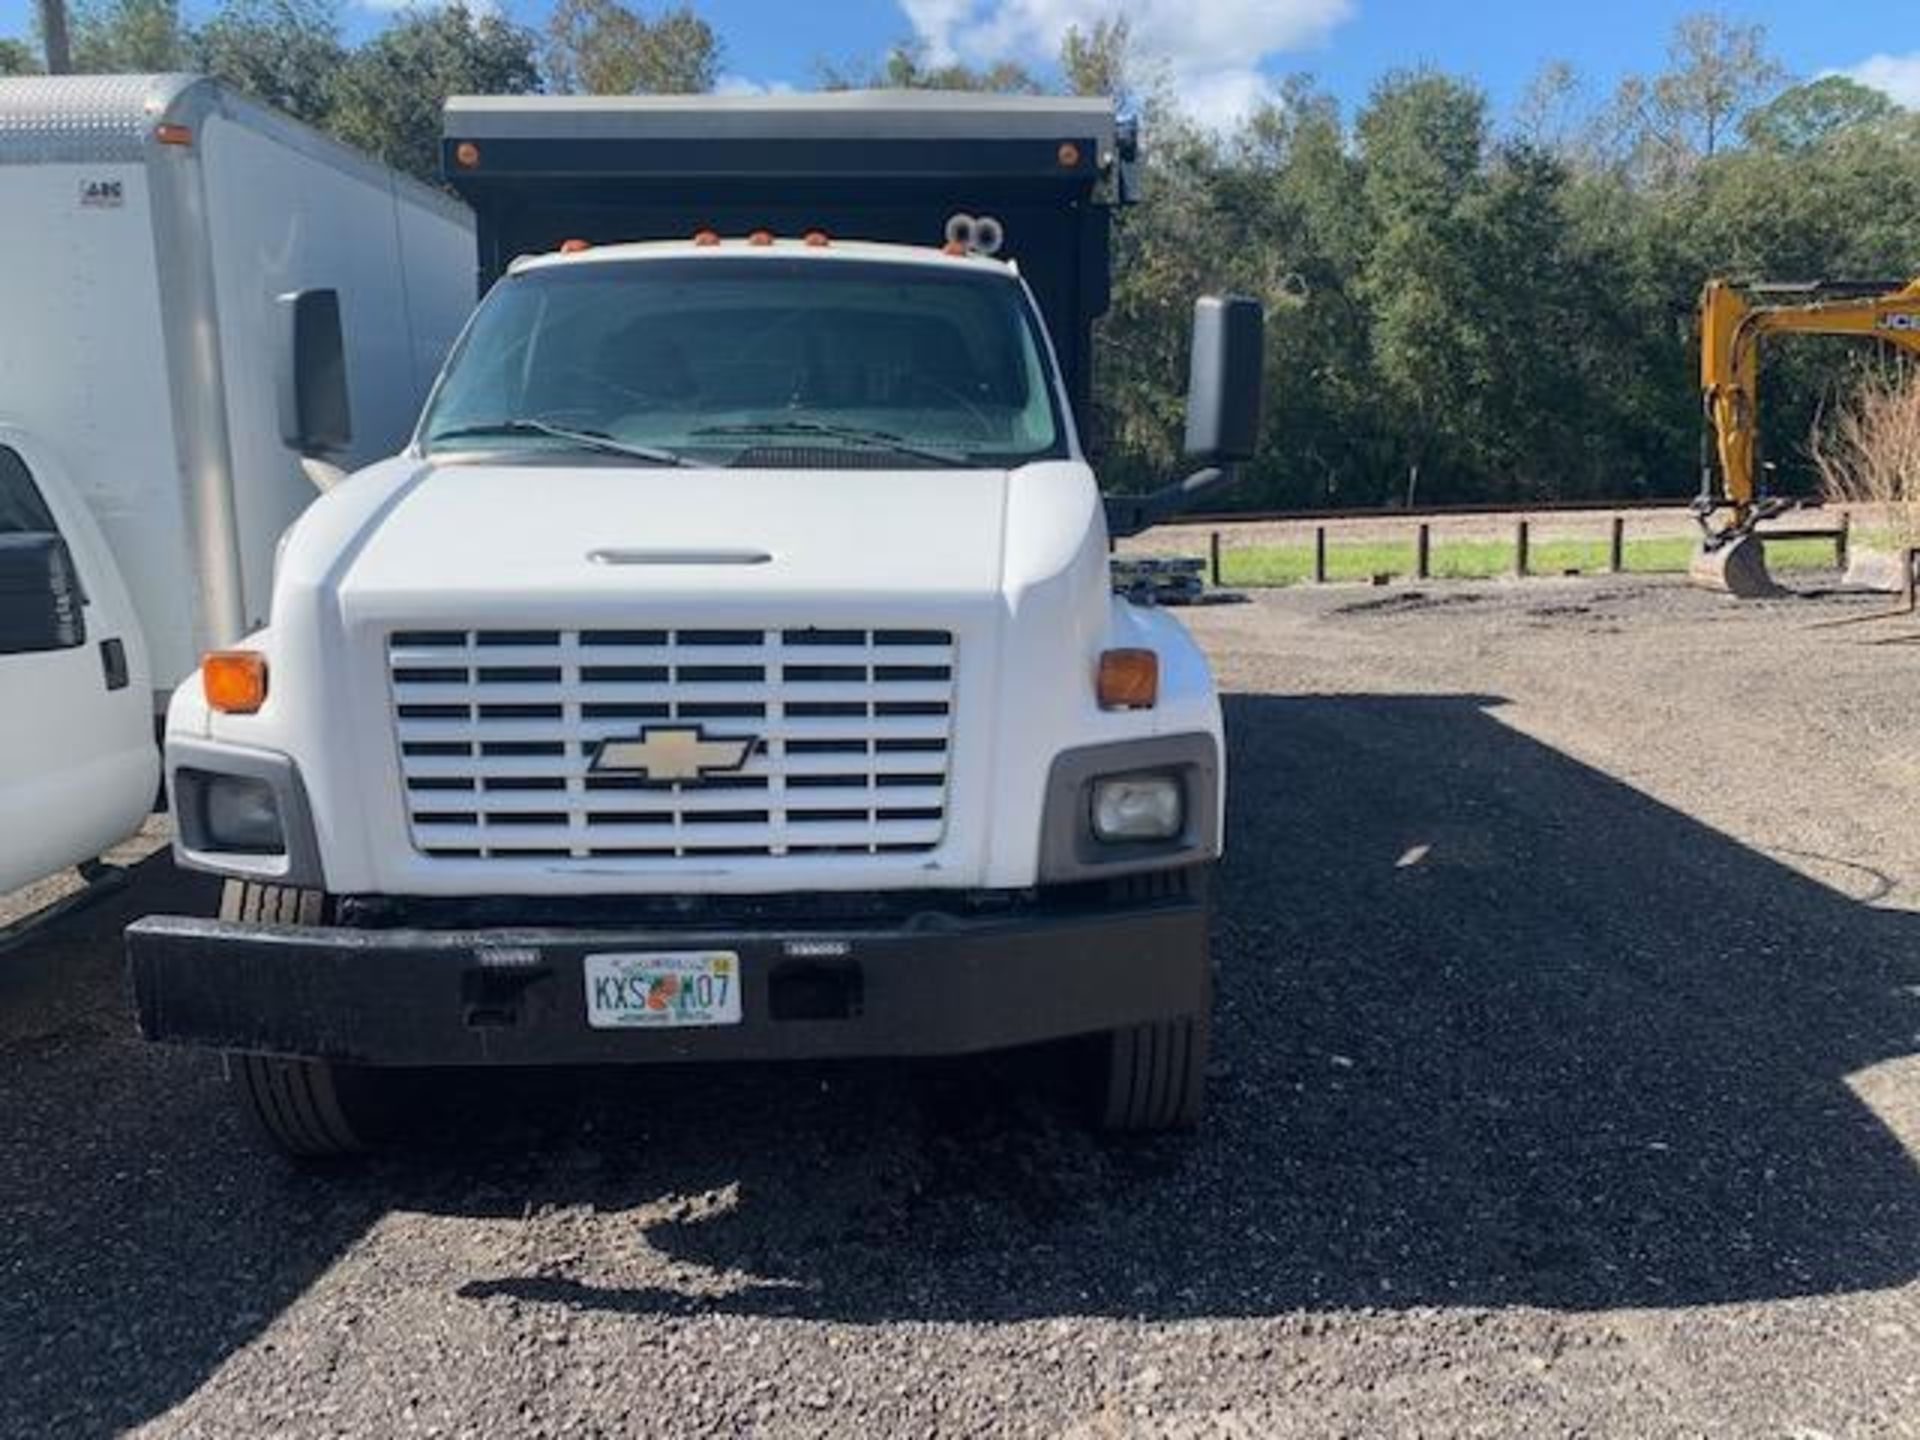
[803,230,830,247]
[747,229,774,246]
[203,651,268,715]
[452,140,481,170]
[154,122,193,146]
[942,240,966,256]
[559,238,592,254]
[1056,141,1081,168]
[692,229,720,247]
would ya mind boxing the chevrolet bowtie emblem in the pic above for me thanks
[591,725,757,783]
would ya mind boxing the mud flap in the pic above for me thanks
[1688,535,1782,598]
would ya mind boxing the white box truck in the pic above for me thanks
[0,74,475,896]
[125,92,1262,1154]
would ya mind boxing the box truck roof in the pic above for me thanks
[0,72,465,223]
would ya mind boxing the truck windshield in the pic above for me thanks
[420,256,1067,468]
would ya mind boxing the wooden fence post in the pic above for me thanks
[1209,530,1222,587]
[1835,512,1851,572]
[1608,515,1625,574]
[1514,519,1530,578]
[1415,523,1431,579]
[1313,526,1328,584]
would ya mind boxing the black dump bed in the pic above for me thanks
[441,90,1126,417]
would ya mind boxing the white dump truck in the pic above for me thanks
[125,92,1263,1154]
[0,74,473,898]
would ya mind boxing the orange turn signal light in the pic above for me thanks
[154,122,193,146]
[203,651,268,714]
[452,140,481,169]
[1096,648,1158,710]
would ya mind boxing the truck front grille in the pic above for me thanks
[386,627,955,861]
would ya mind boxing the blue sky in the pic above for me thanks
[5,0,1917,127]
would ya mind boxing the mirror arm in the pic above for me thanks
[297,456,348,494]
[1105,464,1234,539]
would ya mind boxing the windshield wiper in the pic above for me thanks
[427,419,697,467]
[689,420,970,466]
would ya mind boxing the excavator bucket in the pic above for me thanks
[1688,534,1782,598]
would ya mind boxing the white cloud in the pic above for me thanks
[1837,51,1920,108]
[898,0,1354,128]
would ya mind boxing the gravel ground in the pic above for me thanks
[2,574,1918,1438]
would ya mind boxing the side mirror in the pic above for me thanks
[0,532,86,655]
[275,289,352,457]
[1102,294,1266,540]
[1182,294,1264,465]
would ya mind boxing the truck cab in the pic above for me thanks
[0,429,157,896]
[126,92,1262,1155]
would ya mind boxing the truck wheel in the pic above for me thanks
[1097,1011,1209,1132]
[229,1052,372,1158]
[219,880,373,1158]
[1094,867,1211,1132]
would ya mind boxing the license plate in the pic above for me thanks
[584,951,742,1029]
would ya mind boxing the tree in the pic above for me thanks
[68,0,187,71]
[1605,12,1785,183]
[1227,79,1378,506]
[1513,60,1582,154]
[327,3,540,184]
[816,40,1040,95]
[544,0,716,97]
[1059,14,1168,113]
[0,36,39,73]
[1742,76,1896,152]
[191,0,345,127]
[1354,71,1495,500]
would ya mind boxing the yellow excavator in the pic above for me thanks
[1693,275,1920,595]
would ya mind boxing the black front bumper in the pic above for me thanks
[126,894,1208,1067]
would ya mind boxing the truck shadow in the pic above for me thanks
[440,691,1920,1321]
[4,692,1918,1434]
[0,857,391,1438]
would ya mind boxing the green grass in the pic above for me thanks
[1214,534,1849,588]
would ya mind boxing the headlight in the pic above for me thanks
[202,774,284,853]
[1091,772,1183,842]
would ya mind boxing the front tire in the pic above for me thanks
[230,1051,372,1158]
[219,881,374,1158]
[1093,868,1212,1132]
[1097,1011,1209,1132]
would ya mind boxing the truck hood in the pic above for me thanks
[334,460,1010,616]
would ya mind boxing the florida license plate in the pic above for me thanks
[584,951,742,1029]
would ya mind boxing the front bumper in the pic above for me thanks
[126,892,1208,1067]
